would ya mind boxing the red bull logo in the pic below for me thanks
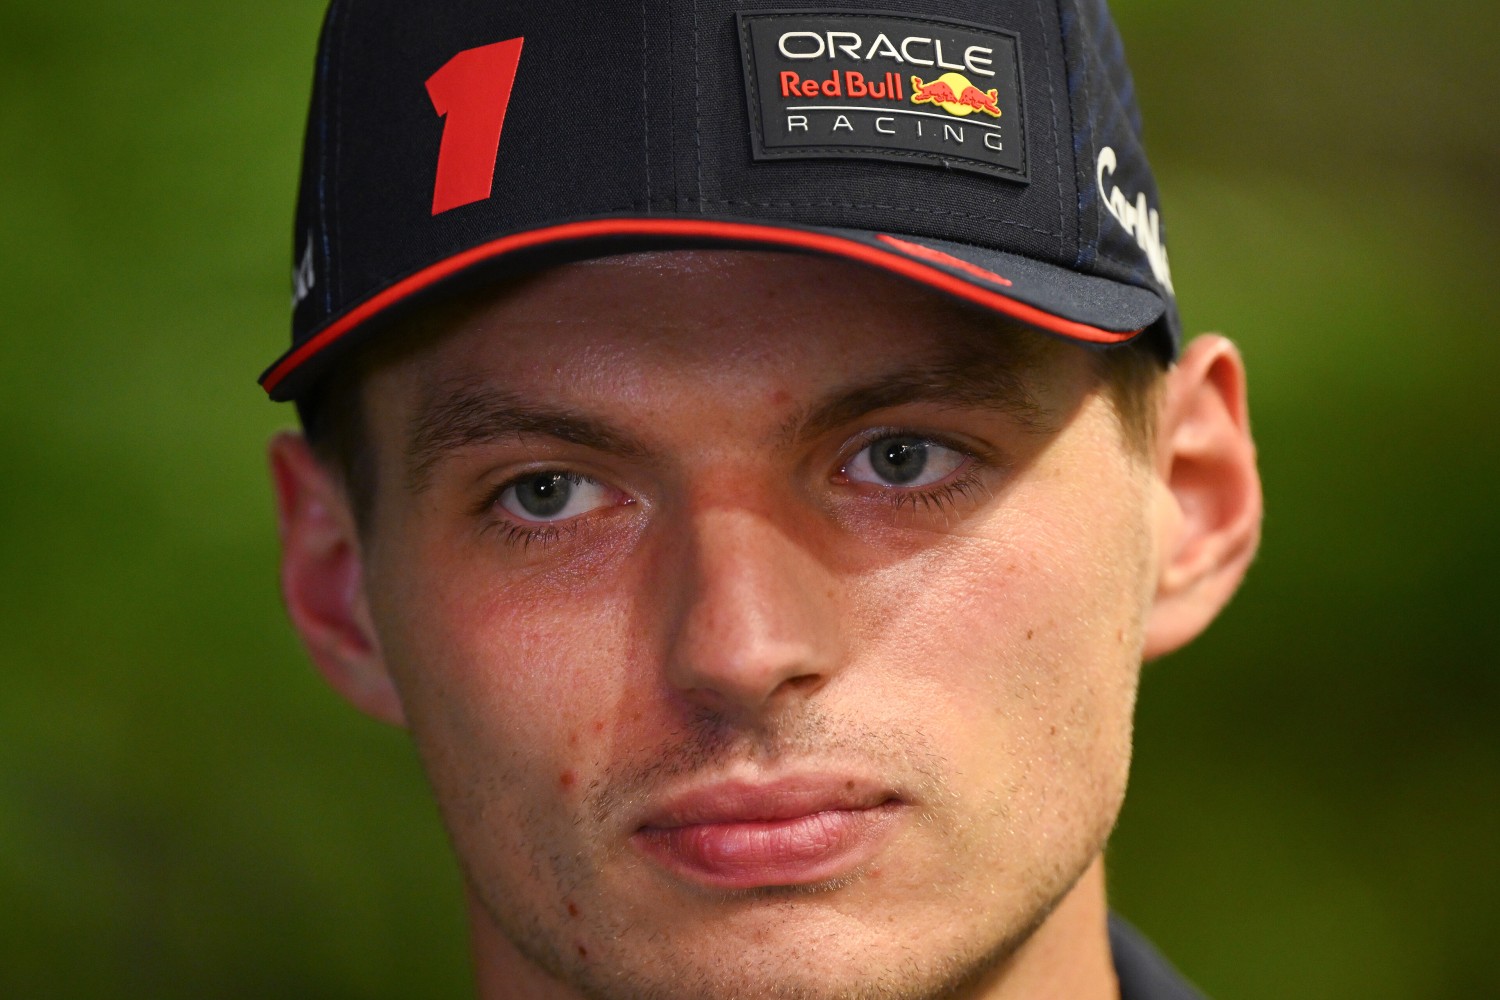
[909,72,1001,118]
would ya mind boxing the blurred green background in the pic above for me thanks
[1,0,1495,996]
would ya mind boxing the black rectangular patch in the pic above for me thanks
[737,9,1028,183]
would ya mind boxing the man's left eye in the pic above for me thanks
[498,472,612,523]
[843,436,966,488]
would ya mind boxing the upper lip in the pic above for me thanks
[635,774,900,831]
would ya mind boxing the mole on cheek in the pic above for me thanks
[566,901,580,918]
[559,770,577,789]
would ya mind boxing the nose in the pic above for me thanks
[661,503,842,721]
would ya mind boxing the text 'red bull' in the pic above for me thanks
[779,70,904,101]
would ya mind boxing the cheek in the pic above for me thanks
[848,465,1150,839]
[367,544,648,831]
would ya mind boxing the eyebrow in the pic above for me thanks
[405,382,653,493]
[780,346,1051,446]
[403,345,1052,494]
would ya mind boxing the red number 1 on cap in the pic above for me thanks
[425,37,525,216]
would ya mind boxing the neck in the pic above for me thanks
[966,857,1119,1000]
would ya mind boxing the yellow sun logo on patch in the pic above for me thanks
[910,73,1002,118]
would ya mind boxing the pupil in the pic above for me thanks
[517,474,571,518]
[871,438,927,485]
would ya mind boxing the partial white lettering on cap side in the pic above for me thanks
[292,234,316,310]
[1096,147,1174,295]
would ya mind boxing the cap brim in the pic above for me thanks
[260,216,1166,400]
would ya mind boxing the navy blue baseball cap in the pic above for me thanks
[260,0,1178,401]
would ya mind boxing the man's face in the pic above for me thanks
[352,252,1162,999]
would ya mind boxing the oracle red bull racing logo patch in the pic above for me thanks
[738,10,1027,182]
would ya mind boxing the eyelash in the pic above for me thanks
[875,465,987,514]
[472,482,584,550]
[485,519,574,549]
[477,432,991,548]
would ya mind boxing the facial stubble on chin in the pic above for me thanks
[451,707,1108,1000]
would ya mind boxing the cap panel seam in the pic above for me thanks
[1077,0,1146,275]
[315,0,343,315]
[1032,0,1068,260]
[692,0,704,212]
[1059,1,1096,269]
[668,8,679,209]
[1052,0,1083,262]
[330,0,356,313]
[641,0,651,209]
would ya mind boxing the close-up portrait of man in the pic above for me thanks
[261,2,1260,998]
[9,0,1498,996]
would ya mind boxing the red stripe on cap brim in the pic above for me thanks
[261,218,1142,397]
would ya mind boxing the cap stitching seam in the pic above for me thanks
[668,10,678,208]
[1033,0,1068,259]
[641,0,651,209]
[1059,3,1094,269]
[315,0,341,315]
[692,0,704,211]
[330,0,355,311]
[1057,1,1085,266]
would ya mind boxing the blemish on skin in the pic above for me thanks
[593,720,605,734]
[568,732,579,747]
[1026,629,1034,640]
[559,770,577,789]
[577,945,588,958]
[770,389,791,405]
[845,780,854,790]
[566,901,580,918]
[1049,725,1058,736]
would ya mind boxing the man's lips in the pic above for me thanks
[631,777,904,890]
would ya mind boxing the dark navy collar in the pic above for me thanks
[1109,914,1208,1000]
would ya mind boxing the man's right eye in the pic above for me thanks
[498,472,612,523]
[843,435,968,489]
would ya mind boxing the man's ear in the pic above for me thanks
[1142,335,1263,660]
[268,431,407,726]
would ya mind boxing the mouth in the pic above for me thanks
[630,776,905,891]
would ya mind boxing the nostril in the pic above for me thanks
[773,673,826,699]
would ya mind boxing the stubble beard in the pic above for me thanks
[451,712,1114,1000]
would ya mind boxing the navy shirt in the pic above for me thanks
[1110,914,1207,1000]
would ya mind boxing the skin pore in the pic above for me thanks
[270,251,1261,1000]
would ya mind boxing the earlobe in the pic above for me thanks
[1142,336,1264,660]
[268,432,407,726]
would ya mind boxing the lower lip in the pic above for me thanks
[633,802,903,890]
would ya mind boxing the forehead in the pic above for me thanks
[367,250,1061,405]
